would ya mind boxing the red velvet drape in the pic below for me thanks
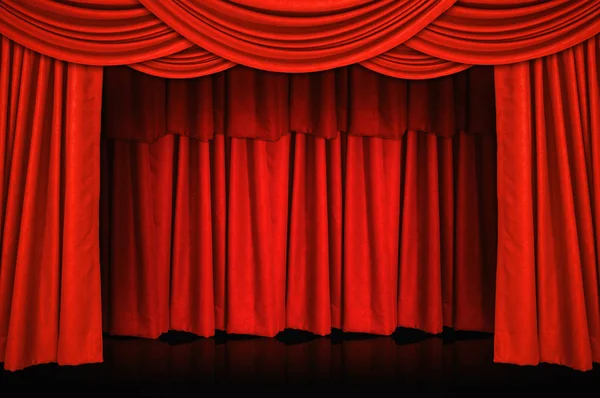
[0,37,103,371]
[0,0,599,374]
[495,35,600,371]
[101,131,497,338]
[101,65,496,142]
[1,1,598,78]
[100,65,497,341]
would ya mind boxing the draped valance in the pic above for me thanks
[1,0,600,376]
[1,0,599,78]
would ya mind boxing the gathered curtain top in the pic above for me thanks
[0,0,598,78]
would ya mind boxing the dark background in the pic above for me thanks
[1,328,598,392]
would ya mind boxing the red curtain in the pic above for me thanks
[0,37,104,371]
[101,132,498,338]
[405,0,600,64]
[495,35,600,371]
[0,0,599,374]
[1,1,598,77]
[100,65,497,340]
[136,0,455,72]
[101,65,496,142]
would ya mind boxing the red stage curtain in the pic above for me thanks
[360,45,471,80]
[1,1,599,78]
[102,65,496,142]
[0,0,192,65]
[101,133,497,339]
[129,44,467,80]
[129,47,236,79]
[0,0,454,74]
[136,0,455,72]
[100,65,497,341]
[494,35,600,371]
[0,1,599,373]
[405,0,600,65]
[0,37,104,371]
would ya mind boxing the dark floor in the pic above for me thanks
[1,328,598,392]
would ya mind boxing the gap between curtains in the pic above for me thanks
[100,131,497,340]
[100,64,498,343]
[102,65,496,142]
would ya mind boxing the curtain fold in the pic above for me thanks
[360,45,471,80]
[0,37,104,371]
[406,0,600,65]
[494,35,600,371]
[102,65,496,142]
[129,47,235,79]
[100,130,497,340]
[136,0,455,72]
[0,2,597,374]
[1,1,598,77]
[0,0,191,65]
[100,65,497,339]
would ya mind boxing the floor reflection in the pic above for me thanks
[1,329,598,388]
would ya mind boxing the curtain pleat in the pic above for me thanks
[494,35,600,371]
[102,65,497,142]
[2,1,597,77]
[101,129,497,339]
[0,38,103,371]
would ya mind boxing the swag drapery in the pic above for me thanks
[0,0,599,372]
